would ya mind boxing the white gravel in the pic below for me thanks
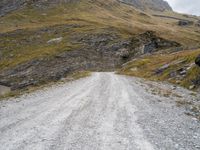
[0,72,199,150]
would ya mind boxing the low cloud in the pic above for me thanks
[165,0,200,16]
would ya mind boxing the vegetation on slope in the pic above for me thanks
[0,0,200,91]
[119,49,200,89]
[0,0,199,69]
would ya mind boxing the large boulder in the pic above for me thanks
[195,55,200,67]
[178,20,194,26]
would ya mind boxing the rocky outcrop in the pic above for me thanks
[129,31,180,56]
[118,0,172,11]
[178,20,194,26]
[0,0,26,16]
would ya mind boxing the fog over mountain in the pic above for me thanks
[165,0,200,16]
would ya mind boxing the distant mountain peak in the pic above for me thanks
[118,0,172,11]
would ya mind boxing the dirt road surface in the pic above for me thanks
[0,73,199,150]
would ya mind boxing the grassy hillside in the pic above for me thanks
[118,49,200,89]
[0,0,199,69]
[0,0,200,90]
[1,0,200,42]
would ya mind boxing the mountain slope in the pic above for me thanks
[119,48,200,90]
[119,0,172,11]
[0,0,172,17]
[0,0,200,91]
[0,0,80,16]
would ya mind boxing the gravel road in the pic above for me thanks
[0,72,199,150]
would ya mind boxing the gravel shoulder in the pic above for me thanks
[0,72,199,150]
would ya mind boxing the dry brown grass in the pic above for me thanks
[119,49,200,89]
[0,0,200,77]
[1,0,200,45]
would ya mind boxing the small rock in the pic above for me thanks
[175,144,179,149]
[172,86,177,90]
[176,80,181,84]
[155,64,170,74]
[189,85,195,90]
[180,70,187,75]
[170,71,177,78]
[130,67,138,71]
[47,37,63,44]
[178,20,193,26]
[9,54,14,58]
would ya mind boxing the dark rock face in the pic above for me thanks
[195,55,200,67]
[118,0,172,11]
[178,20,194,26]
[0,0,26,16]
[130,31,180,56]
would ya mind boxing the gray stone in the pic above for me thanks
[189,85,195,90]
[176,80,181,84]
[131,31,180,56]
[178,20,194,26]
[155,64,170,74]
[47,37,63,44]
[180,70,187,75]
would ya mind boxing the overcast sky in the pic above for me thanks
[165,0,200,16]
